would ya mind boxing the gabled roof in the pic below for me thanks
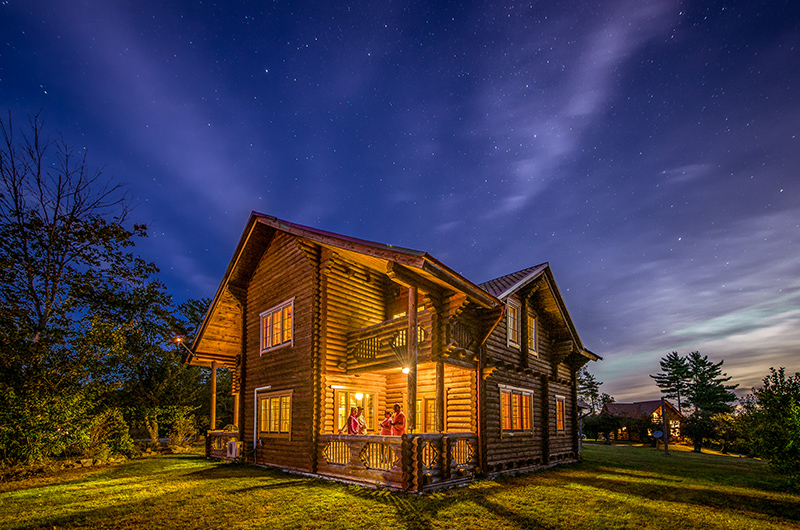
[480,263,600,362]
[603,400,683,419]
[479,263,549,300]
[186,212,503,366]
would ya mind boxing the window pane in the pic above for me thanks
[260,398,268,432]
[282,305,292,343]
[270,397,280,432]
[508,306,519,344]
[556,399,565,431]
[527,316,536,351]
[512,394,521,430]
[425,399,436,433]
[272,309,282,346]
[521,394,531,430]
[501,392,512,430]
[280,396,290,433]
[262,314,272,350]
[337,392,347,432]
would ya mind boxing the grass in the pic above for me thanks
[1,443,798,529]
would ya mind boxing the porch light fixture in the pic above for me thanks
[355,393,363,400]
[174,336,193,357]
[402,367,410,374]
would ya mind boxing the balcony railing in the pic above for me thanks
[345,313,431,372]
[317,432,479,491]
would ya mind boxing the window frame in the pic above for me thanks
[256,388,293,440]
[555,395,566,434]
[506,300,521,349]
[260,298,295,355]
[499,384,534,435]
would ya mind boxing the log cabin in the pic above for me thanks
[603,400,683,442]
[184,212,599,491]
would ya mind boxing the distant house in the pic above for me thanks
[602,400,683,442]
[184,212,600,491]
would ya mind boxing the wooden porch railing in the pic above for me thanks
[206,430,240,460]
[317,432,478,491]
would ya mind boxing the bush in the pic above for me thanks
[86,408,135,460]
[0,386,92,464]
[167,411,197,449]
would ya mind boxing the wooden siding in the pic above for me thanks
[241,231,315,472]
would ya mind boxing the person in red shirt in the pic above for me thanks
[340,406,359,434]
[379,410,393,435]
[391,403,405,436]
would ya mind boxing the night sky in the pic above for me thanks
[2,1,798,402]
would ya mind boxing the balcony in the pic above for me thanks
[345,313,431,373]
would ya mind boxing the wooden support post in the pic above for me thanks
[541,374,550,465]
[435,361,445,433]
[210,361,217,431]
[661,396,669,455]
[407,285,418,433]
[232,392,240,428]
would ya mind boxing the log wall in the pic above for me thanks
[241,231,315,472]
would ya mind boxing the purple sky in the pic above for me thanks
[2,0,798,402]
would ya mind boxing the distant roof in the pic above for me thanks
[603,400,683,419]
[479,263,549,300]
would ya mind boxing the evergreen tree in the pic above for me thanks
[685,351,738,414]
[577,366,602,413]
[650,351,690,414]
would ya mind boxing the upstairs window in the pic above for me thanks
[507,300,520,349]
[527,315,537,355]
[260,299,294,354]
[500,386,533,433]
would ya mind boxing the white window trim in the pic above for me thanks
[499,384,534,435]
[555,394,567,433]
[259,297,295,355]
[506,300,521,349]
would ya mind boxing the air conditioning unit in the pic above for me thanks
[226,440,241,459]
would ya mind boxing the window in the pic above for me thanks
[500,386,533,433]
[257,389,292,438]
[260,299,294,354]
[507,300,520,348]
[555,395,566,433]
[334,389,375,433]
[526,315,537,355]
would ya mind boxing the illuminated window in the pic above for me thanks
[507,300,520,348]
[526,315,537,355]
[260,299,294,354]
[500,386,533,433]
[258,389,292,438]
[414,397,438,433]
[556,395,566,432]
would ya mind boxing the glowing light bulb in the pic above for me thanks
[402,367,410,374]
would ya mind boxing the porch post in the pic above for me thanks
[232,392,240,428]
[407,285,418,433]
[210,361,218,431]
[435,361,445,432]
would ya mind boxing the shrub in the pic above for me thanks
[86,408,135,460]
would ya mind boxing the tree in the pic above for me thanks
[650,351,690,414]
[683,351,738,452]
[748,368,800,486]
[685,351,738,415]
[0,111,158,463]
[577,366,602,413]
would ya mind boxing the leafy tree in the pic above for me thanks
[650,351,690,414]
[748,368,800,486]
[577,367,602,413]
[0,111,172,463]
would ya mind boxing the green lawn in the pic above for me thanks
[2,443,798,529]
